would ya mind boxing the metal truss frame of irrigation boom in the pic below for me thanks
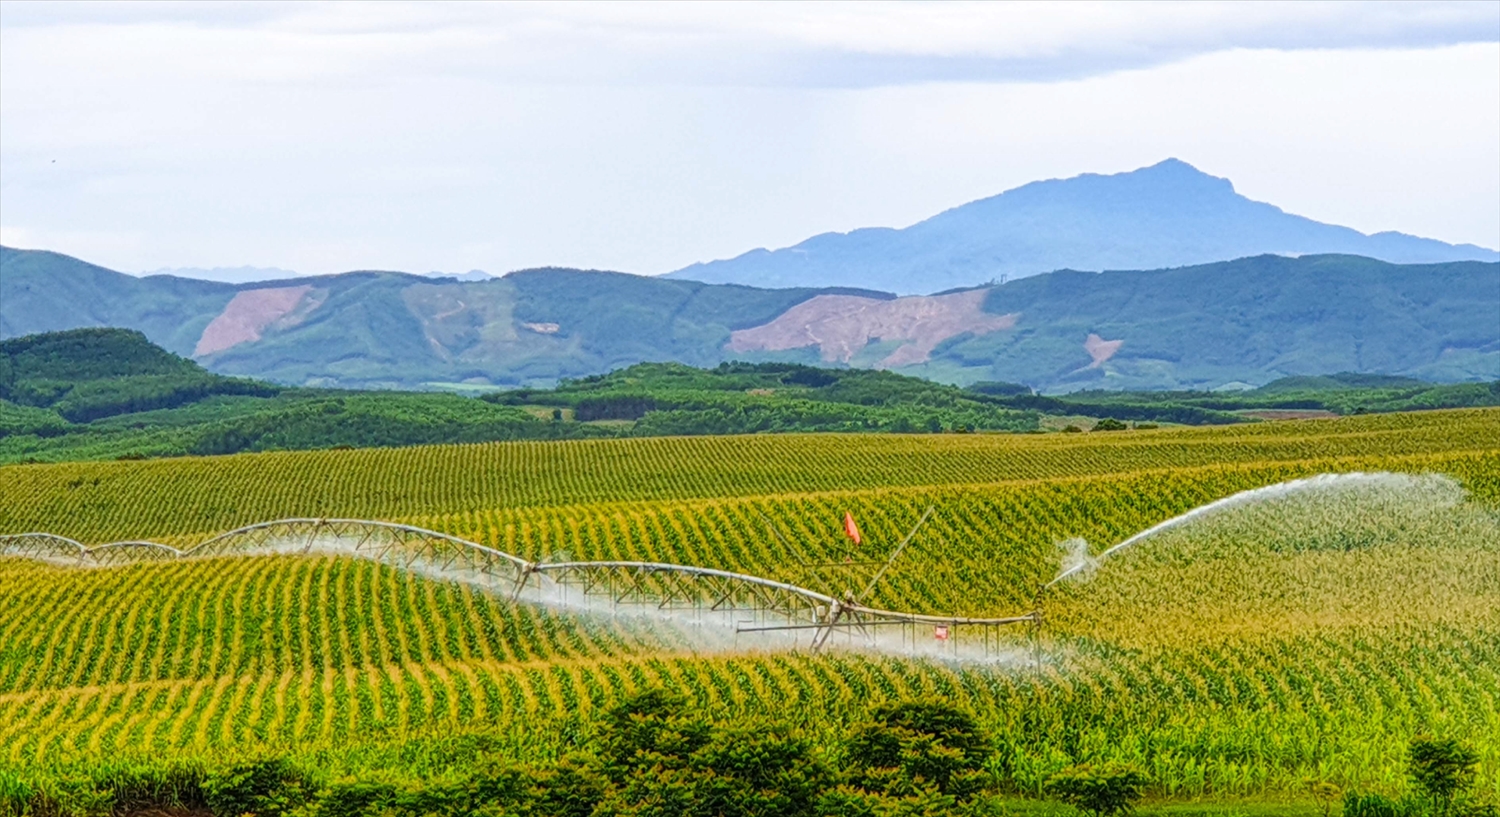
[0,516,1036,655]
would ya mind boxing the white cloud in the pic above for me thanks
[1,2,1496,275]
[2,1,1495,87]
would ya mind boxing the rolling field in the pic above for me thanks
[2,408,1499,809]
[4,408,1496,544]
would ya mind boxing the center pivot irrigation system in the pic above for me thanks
[0,513,1037,656]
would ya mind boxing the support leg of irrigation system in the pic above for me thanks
[303,519,325,554]
[510,564,538,602]
[1030,587,1046,679]
[810,601,846,653]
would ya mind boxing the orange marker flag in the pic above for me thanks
[843,511,862,545]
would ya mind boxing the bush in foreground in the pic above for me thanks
[1409,736,1480,817]
[1045,764,1148,817]
[4,693,1010,816]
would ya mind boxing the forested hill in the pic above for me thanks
[0,330,1041,464]
[2,246,1496,392]
[0,328,277,425]
[0,247,883,388]
[4,330,1497,465]
[920,253,1499,390]
[496,362,1500,428]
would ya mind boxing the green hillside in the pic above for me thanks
[0,328,278,426]
[8,329,1499,466]
[0,248,236,356]
[0,329,588,463]
[3,247,1496,392]
[910,254,1500,388]
[0,331,1041,465]
[1,247,881,388]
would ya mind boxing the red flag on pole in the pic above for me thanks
[843,511,862,545]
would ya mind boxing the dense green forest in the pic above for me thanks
[3,328,1496,465]
[492,361,1499,426]
[0,330,1037,464]
[0,329,574,463]
[971,373,1500,424]
[486,361,1039,435]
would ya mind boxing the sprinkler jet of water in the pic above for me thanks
[1028,472,1458,675]
[1043,472,1426,589]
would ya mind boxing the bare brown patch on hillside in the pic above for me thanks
[195,285,314,356]
[1084,333,1123,368]
[727,289,1017,367]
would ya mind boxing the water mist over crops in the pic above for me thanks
[1047,471,1469,587]
[5,470,1476,667]
[248,535,1028,663]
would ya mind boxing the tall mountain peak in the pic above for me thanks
[668,160,1496,294]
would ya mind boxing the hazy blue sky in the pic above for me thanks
[2,1,1497,276]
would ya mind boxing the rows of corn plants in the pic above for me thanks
[1,409,1497,800]
[0,628,1493,795]
[0,557,684,696]
[401,449,1500,615]
[2,408,1495,544]
[5,450,1495,622]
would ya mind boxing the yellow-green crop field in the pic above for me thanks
[2,409,1498,806]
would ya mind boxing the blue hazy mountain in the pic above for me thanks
[143,265,306,284]
[667,159,1500,295]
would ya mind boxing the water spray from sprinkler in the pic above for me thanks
[1042,472,1455,589]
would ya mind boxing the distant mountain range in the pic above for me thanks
[141,265,495,284]
[141,265,306,285]
[3,246,1495,392]
[668,159,1499,294]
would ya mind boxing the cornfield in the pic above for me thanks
[3,408,1494,544]
[1,408,1497,799]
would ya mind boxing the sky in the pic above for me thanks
[1,0,1497,277]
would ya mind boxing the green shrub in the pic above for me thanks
[202,757,316,817]
[844,701,994,800]
[591,689,833,817]
[1046,764,1148,817]
[1409,736,1480,817]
